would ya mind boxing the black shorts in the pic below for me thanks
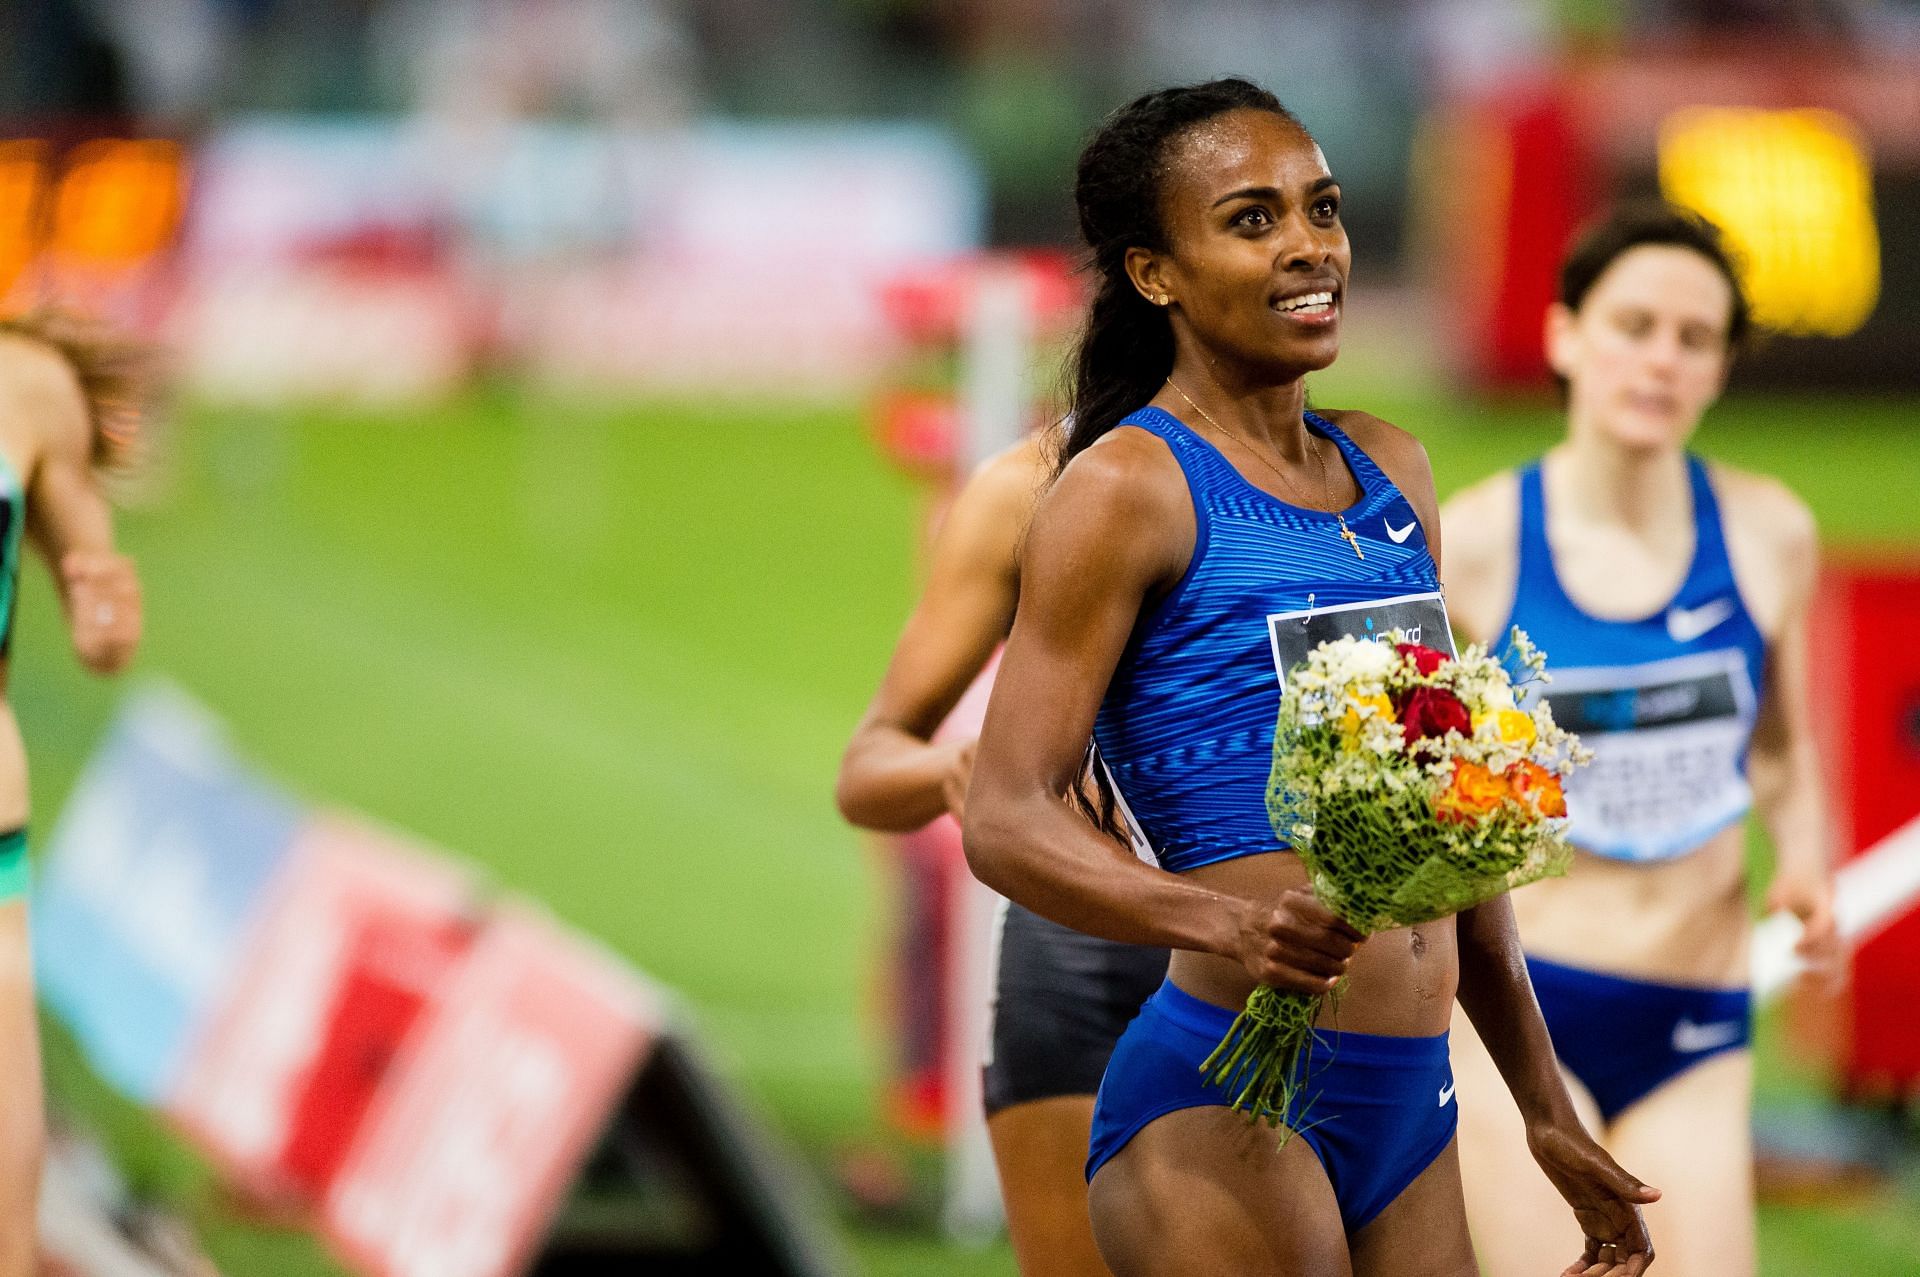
[982,901,1169,1115]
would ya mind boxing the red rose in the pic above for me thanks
[1396,642,1451,676]
[1400,686,1471,747]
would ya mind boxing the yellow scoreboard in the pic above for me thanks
[1424,47,1920,389]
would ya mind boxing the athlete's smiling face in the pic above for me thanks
[1549,244,1735,452]
[1126,109,1349,378]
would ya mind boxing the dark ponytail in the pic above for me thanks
[1060,78,1301,474]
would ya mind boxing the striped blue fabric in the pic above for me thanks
[1093,407,1440,873]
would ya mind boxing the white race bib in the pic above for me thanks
[1528,649,1758,862]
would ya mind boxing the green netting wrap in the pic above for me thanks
[1200,628,1585,1142]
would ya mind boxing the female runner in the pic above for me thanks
[0,309,146,1276]
[962,78,1658,1277]
[1444,204,1840,1277]
[836,422,1168,1277]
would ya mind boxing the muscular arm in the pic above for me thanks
[835,438,1043,832]
[963,433,1244,949]
[14,344,139,674]
[963,429,1360,993]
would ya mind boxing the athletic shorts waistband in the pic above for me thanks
[1148,978,1450,1067]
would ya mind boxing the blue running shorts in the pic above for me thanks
[1088,978,1456,1234]
[1527,954,1750,1123]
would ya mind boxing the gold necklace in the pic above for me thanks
[1165,378,1364,559]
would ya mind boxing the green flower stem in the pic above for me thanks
[1199,983,1326,1143]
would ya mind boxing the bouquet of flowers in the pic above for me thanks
[1201,627,1588,1131]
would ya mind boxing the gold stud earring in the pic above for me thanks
[1155,293,1170,306]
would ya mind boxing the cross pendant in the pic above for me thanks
[1336,515,1364,560]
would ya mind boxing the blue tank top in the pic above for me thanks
[1502,457,1767,863]
[1093,407,1441,875]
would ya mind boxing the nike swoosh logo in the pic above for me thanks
[1385,518,1416,544]
[1671,1018,1744,1054]
[1437,1081,1455,1107]
[1666,598,1735,643]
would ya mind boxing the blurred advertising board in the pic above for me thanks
[36,686,850,1277]
[167,818,484,1204]
[1419,46,1920,389]
[34,687,302,1104]
[170,117,984,402]
[1808,561,1920,1098]
[322,905,657,1277]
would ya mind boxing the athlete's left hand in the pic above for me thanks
[1767,871,1843,989]
[62,550,142,675]
[1526,1118,1660,1276]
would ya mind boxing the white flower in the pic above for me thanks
[1336,637,1397,679]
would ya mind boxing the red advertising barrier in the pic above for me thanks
[323,905,660,1277]
[1818,561,1920,1096]
[167,819,482,1204]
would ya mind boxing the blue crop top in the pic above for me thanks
[1093,407,1442,874]
[1502,457,1767,862]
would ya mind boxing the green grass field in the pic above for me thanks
[15,382,1920,1275]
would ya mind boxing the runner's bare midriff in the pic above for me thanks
[1169,850,1459,1037]
[1512,822,1750,988]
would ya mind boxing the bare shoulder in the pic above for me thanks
[0,333,85,468]
[1318,409,1433,489]
[952,429,1056,538]
[1708,463,1818,630]
[1708,462,1817,560]
[1055,423,1187,506]
[1438,469,1522,568]
[1029,424,1192,576]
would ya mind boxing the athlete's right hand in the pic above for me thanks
[1237,888,1365,994]
[62,550,142,675]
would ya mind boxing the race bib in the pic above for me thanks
[1526,649,1758,862]
[1265,590,1457,686]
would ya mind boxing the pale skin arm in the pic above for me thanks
[21,352,141,674]
[0,343,140,1277]
[962,431,1363,993]
[1743,495,1838,973]
[834,439,1040,831]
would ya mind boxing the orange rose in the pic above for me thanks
[1506,760,1567,818]
[1433,761,1511,824]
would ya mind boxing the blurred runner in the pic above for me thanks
[0,309,147,1277]
[836,424,1167,1277]
[1443,203,1840,1277]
